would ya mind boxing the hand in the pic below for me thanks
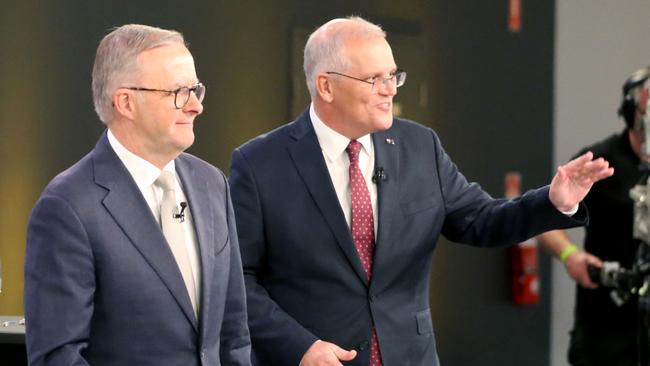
[564,249,602,289]
[299,340,357,366]
[549,151,614,212]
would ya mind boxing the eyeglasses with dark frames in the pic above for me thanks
[122,82,206,109]
[326,70,406,92]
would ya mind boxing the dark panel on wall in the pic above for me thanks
[427,2,556,366]
[1,1,555,365]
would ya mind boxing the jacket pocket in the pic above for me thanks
[415,308,433,335]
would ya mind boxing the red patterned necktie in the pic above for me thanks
[347,140,382,366]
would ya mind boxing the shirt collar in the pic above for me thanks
[309,103,373,163]
[107,129,176,190]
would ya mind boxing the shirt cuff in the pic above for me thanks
[561,204,579,216]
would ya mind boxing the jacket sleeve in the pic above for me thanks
[429,129,587,246]
[219,171,253,365]
[25,194,94,366]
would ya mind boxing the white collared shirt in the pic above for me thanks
[310,104,379,234]
[107,130,201,312]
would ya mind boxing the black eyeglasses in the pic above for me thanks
[123,82,206,109]
[326,70,406,92]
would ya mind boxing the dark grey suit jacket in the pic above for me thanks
[25,132,251,366]
[229,111,586,366]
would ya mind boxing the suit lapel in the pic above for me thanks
[370,128,400,286]
[175,157,214,334]
[287,113,370,285]
[93,132,198,331]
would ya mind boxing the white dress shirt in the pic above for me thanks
[310,104,379,233]
[107,130,201,312]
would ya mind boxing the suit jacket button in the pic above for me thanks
[357,341,370,351]
[369,293,377,302]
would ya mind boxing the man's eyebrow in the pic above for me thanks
[171,80,200,88]
[367,69,399,78]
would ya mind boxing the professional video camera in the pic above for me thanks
[587,86,650,302]
[588,246,650,364]
[588,258,650,306]
[617,86,650,366]
[586,85,650,365]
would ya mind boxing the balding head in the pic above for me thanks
[303,16,386,98]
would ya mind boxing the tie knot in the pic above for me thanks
[347,140,362,163]
[155,171,176,192]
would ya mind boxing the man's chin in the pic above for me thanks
[177,135,195,152]
[376,116,394,131]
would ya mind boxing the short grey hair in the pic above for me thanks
[92,24,186,123]
[303,16,386,98]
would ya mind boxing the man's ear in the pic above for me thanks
[316,74,334,103]
[112,88,137,120]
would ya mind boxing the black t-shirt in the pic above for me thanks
[574,129,643,332]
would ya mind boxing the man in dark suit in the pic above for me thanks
[25,24,250,366]
[228,17,613,366]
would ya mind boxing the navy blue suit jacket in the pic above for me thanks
[25,132,251,366]
[229,111,586,366]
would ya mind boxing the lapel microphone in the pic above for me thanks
[372,137,393,184]
[173,202,188,222]
[372,167,387,184]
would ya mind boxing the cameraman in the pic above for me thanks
[538,66,650,366]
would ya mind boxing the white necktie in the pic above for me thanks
[155,171,198,317]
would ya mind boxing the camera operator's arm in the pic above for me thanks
[538,230,603,288]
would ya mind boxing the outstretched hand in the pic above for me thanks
[549,151,614,212]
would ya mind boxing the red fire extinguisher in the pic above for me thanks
[505,172,540,305]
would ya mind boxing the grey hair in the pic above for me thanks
[303,16,386,98]
[92,24,186,123]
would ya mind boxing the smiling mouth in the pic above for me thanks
[377,102,392,111]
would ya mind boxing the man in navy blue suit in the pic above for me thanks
[25,24,251,365]
[229,16,613,366]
